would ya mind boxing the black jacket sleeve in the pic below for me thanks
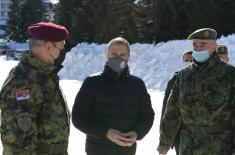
[132,80,155,140]
[160,73,178,120]
[72,77,108,138]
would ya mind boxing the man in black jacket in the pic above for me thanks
[72,37,155,155]
[160,50,192,155]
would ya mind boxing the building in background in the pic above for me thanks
[0,0,10,20]
[0,0,10,37]
[0,0,55,38]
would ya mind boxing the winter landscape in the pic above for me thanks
[1,34,235,154]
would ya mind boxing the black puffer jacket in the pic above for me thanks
[72,65,154,154]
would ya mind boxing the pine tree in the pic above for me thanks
[102,0,139,43]
[183,0,235,38]
[153,0,233,42]
[6,0,47,42]
[54,0,141,46]
[213,0,235,37]
[135,0,155,43]
[54,0,73,48]
[6,0,22,41]
[153,0,182,42]
[185,0,217,33]
[55,0,235,45]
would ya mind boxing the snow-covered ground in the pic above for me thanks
[60,80,175,155]
[0,56,175,155]
[1,34,235,154]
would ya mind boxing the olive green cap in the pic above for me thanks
[217,45,228,54]
[187,28,217,40]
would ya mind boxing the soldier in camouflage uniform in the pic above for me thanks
[217,44,229,63]
[0,22,70,155]
[157,28,235,155]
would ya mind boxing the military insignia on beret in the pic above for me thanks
[204,31,210,37]
[16,90,30,101]
[17,117,32,132]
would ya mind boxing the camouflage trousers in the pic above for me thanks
[3,151,68,155]
[3,147,68,155]
[179,128,233,155]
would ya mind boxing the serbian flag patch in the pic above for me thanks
[16,90,30,101]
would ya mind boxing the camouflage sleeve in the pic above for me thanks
[231,70,235,152]
[132,80,155,140]
[0,78,41,154]
[72,77,109,138]
[159,77,182,150]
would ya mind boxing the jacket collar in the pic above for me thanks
[102,65,130,81]
[20,51,63,74]
[192,52,220,72]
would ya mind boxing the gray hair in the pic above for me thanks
[108,37,130,53]
[28,38,44,50]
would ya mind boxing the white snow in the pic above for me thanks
[0,59,175,155]
[43,0,58,4]
[1,34,235,155]
[0,30,5,36]
[49,0,59,4]
[0,59,18,88]
[60,34,235,91]
[7,41,28,50]
[0,19,6,26]
[60,81,176,155]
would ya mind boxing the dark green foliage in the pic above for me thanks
[55,0,142,48]
[154,0,235,41]
[53,0,73,48]
[6,0,47,42]
[54,0,235,47]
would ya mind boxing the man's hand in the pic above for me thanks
[157,145,168,155]
[122,131,138,147]
[106,129,130,146]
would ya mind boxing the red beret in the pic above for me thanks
[28,22,68,42]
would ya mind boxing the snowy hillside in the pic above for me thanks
[60,34,235,90]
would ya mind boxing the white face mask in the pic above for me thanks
[182,61,192,67]
[192,50,210,62]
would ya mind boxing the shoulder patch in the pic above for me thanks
[16,90,30,101]
[17,117,32,132]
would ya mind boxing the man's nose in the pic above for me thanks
[194,46,202,51]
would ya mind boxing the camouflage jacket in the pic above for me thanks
[0,52,70,154]
[159,53,235,150]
